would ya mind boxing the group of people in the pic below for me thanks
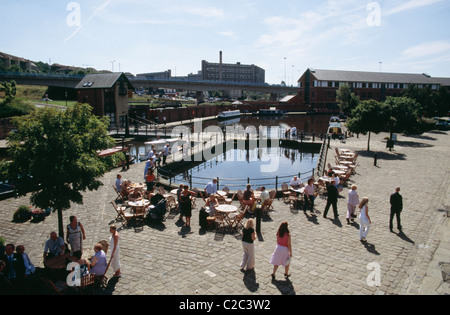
[288,174,404,244]
[323,183,403,243]
[1,218,122,294]
[239,219,292,281]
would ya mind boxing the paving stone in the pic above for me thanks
[0,130,449,295]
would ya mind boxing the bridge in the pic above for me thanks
[0,71,298,95]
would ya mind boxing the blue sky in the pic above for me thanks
[1,0,449,84]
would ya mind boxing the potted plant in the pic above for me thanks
[31,208,46,221]
[13,205,32,222]
[45,207,52,216]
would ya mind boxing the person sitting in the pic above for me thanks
[205,194,219,216]
[15,245,35,276]
[115,174,129,199]
[128,188,143,202]
[115,174,123,192]
[258,186,270,205]
[289,176,303,189]
[89,243,107,276]
[0,244,25,293]
[43,232,66,261]
[72,250,90,277]
[145,168,156,193]
[242,184,255,211]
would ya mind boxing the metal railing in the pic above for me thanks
[160,168,315,192]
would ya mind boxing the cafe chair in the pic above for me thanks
[111,201,134,227]
[230,208,247,231]
[225,192,236,205]
[281,183,290,203]
[288,193,299,209]
[113,185,125,203]
[166,195,179,214]
[79,274,96,295]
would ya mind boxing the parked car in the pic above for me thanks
[435,119,450,130]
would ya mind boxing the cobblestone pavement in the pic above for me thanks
[0,130,449,295]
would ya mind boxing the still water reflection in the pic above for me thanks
[127,115,329,189]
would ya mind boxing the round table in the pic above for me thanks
[216,205,238,230]
[129,182,146,190]
[128,199,150,207]
[290,187,305,194]
[216,190,227,197]
[319,176,333,183]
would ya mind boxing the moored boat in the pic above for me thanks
[257,107,286,116]
[218,110,241,120]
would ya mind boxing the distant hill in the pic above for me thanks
[0,51,109,76]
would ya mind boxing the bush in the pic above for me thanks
[13,205,32,222]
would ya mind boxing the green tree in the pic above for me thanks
[383,97,421,134]
[347,100,390,151]
[336,83,360,116]
[6,103,115,237]
[0,80,17,104]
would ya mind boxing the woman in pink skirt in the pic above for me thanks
[270,222,292,281]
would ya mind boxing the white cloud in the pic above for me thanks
[386,0,444,15]
[182,7,224,19]
[402,40,450,59]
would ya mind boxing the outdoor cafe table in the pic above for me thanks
[128,199,150,214]
[319,176,334,183]
[332,169,346,176]
[129,182,146,190]
[44,253,74,282]
[290,187,305,195]
[216,204,238,230]
[216,190,227,197]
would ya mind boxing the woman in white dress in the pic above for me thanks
[109,225,121,277]
[358,197,371,243]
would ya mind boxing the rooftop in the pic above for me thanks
[304,68,450,86]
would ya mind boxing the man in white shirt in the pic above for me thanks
[259,186,270,204]
[204,179,218,197]
[347,185,360,224]
[289,176,303,189]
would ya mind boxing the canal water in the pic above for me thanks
[128,114,331,190]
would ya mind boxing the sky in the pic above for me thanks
[1,0,450,84]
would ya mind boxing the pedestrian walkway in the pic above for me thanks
[0,129,448,295]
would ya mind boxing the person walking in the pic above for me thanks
[347,185,360,224]
[358,197,371,243]
[109,225,121,277]
[179,185,196,227]
[303,178,318,214]
[323,181,339,219]
[389,187,403,232]
[270,222,292,280]
[240,219,257,272]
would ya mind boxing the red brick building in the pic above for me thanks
[287,68,449,113]
[75,73,134,128]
